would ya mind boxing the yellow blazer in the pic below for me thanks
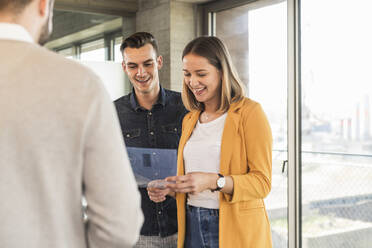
[176,98,273,248]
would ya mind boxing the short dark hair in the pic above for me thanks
[0,0,33,12]
[120,32,159,57]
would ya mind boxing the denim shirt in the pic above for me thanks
[114,86,187,237]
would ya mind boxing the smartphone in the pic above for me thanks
[147,180,175,189]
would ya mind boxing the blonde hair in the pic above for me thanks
[181,36,245,112]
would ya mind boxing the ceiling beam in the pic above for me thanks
[55,0,137,16]
[45,18,123,49]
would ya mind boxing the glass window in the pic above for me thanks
[114,36,123,63]
[57,47,74,59]
[215,1,288,247]
[301,0,372,247]
[80,39,105,62]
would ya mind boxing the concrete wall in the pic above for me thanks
[216,7,249,91]
[170,1,195,91]
[136,0,196,92]
[136,0,171,89]
[122,16,136,38]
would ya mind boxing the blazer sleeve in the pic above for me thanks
[227,102,273,203]
[82,76,143,248]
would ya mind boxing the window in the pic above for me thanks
[212,0,372,246]
[51,31,127,100]
[80,39,105,62]
[114,36,123,63]
[300,0,372,246]
[57,47,74,59]
[214,1,288,247]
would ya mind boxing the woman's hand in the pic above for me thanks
[166,172,219,194]
[147,179,176,203]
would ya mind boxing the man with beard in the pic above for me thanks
[0,1,143,248]
[114,32,187,248]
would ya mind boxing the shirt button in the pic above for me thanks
[158,211,162,215]
[126,134,130,138]
[174,128,177,132]
[150,131,154,135]
[148,112,152,116]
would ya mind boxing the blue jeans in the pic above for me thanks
[185,205,219,248]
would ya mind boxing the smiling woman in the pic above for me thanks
[168,36,273,248]
[147,36,273,248]
[182,53,222,121]
[180,36,245,115]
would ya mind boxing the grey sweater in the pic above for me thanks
[0,39,143,248]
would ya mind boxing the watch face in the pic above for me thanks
[217,177,226,188]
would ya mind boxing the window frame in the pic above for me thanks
[54,29,123,62]
[201,0,302,247]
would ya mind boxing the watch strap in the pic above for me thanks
[211,173,224,192]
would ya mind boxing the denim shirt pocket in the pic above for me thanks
[123,128,141,139]
[161,123,181,135]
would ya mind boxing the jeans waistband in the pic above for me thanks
[186,204,219,216]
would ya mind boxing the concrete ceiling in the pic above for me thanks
[54,0,216,16]
[54,0,138,16]
[176,0,214,3]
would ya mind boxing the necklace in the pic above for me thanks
[201,111,226,123]
[204,112,209,121]
[201,111,212,123]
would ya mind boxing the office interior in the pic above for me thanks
[46,0,372,247]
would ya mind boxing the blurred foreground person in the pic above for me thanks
[0,0,143,247]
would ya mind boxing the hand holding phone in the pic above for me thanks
[147,179,168,189]
[147,180,175,202]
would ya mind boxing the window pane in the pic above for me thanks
[57,47,73,59]
[80,39,105,62]
[114,36,123,63]
[301,0,372,247]
[216,1,288,247]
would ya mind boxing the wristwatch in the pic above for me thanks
[212,173,225,192]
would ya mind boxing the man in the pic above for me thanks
[114,32,187,247]
[0,1,143,247]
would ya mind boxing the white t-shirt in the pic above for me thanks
[184,113,227,209]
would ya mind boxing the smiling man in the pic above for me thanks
[114,32,187,248]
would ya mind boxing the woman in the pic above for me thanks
[147,36,273,248]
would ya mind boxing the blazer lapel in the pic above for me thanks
[220,101,243,174]
[178,99,245,176]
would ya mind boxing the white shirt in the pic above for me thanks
[0,23,34,43]
[184,113,227,209]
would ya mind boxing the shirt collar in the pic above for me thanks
[0,23,34,43]
[129,86,167,111]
